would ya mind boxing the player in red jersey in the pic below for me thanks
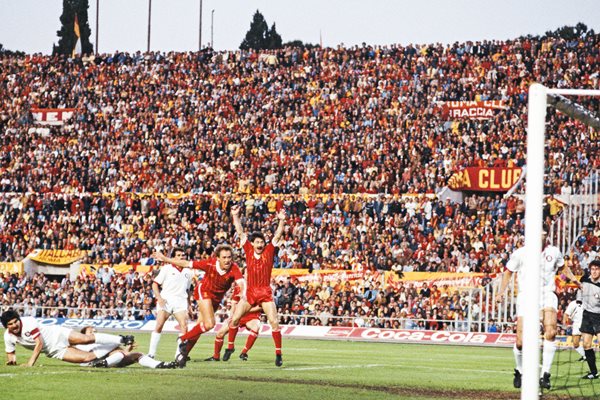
[154,244,244,367]
[206,282,262,362]
[227,204,286,366]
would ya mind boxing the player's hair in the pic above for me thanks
[590,260,600,269]
[215,244,233,257]
[80,326,94,334]
[172,247,185,255]
[248,231,266,242]
[1,309,20,328]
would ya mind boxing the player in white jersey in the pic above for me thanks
[1,310,134,367]
[563,291,586,361]
[149,247,193,359]
[497,235,578,390]
[76,327,176,369]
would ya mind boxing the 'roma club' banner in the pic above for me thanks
[28,249,87,265]
[448,167,522,192]
[441,101,506,119]
[31,108,76,125]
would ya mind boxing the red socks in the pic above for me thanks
[227,325,239,350]
[181,322,206,341]
[214,337,224,359]
[272,329,282,355]
[242,329,259,353]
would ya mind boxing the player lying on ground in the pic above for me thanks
[1,309,134,367]
[77,326,177,369]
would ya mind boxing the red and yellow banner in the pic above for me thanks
[441,101,506,119]
[28,249,87,265]
[272,269,366,285]
[385,271,494,290]
[448,167,522,192]
[79,263,155,277]
[31,108,77,125]
[0,262,24,275]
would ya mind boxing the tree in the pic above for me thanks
[53,0,93,56]
[266,23,282,49]
[544,23,591,40]
[240,10,282,50]
[284,40,319,49]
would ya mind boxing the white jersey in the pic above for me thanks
[153,264,193,301]
[506,245,564,296]
[564,300,583,329]
[3,317,68,355]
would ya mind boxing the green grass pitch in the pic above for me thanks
[1,332,598,399]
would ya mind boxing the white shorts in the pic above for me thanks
[516,291,557,317]
[77,342,120,358]
[43,326,72,360]
[157,296,188,314]
[572,321,582,336]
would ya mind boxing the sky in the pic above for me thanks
[0,0,599,54]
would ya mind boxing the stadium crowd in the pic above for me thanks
[0,31,598,333]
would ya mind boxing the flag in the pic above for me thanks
[73,14,82,57]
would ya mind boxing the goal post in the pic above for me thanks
[522,84,600,400]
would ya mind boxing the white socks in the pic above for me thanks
[138,354,162,368]
[105,352,125,367]
[94,333,122,345]
[148,332,161,357]
[513,345,523,373]
[542,339,556,374]
[576,344,586,358]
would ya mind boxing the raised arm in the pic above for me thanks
[153,251,192,268]
[272,208,286,245]
[561,264,580,287]
[231,205,247,244]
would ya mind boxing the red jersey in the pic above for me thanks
[243,240,275,288]
[191,258,243,303]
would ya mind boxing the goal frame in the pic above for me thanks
[522,84,600,399]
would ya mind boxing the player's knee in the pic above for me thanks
[204,320,215,330]
[544,327,557,341]
[268,318,279,329]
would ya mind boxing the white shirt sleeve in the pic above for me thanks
[554,248,565,268]
[4,331,16,353]
[565,302,575,318]
[154,265,168,285]
[505,249,523,273]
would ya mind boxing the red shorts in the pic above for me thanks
[240,311,261,328]
[247,286,273,306]
[194,284,221,309]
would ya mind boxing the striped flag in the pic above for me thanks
[73,14,82,57]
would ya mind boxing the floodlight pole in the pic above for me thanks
[522,83,546,400]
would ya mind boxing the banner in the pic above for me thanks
[79,263,154,277]
[441,101,506,119]
[31,108,76,125]
[272,269,366,285]
[28,249,87,265]
[385,271,493,290]
[448,167,522,192]
[23,318,585,348]
[0,262,23,275]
